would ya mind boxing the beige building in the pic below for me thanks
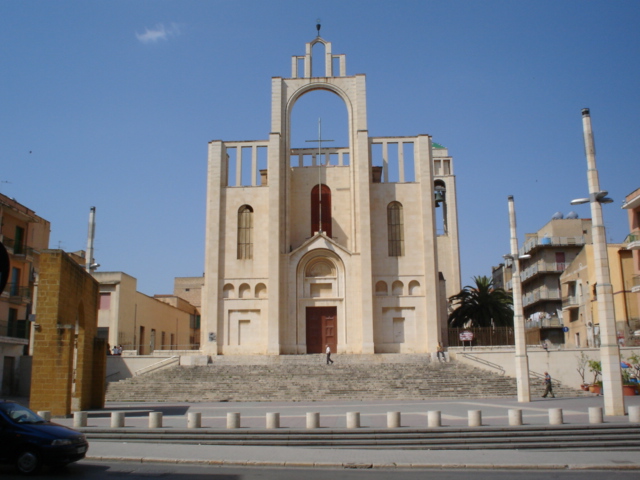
[201,35,461,356]
[94,271,199,355]
[0,193,50,395]
[506,214,592,345]
[560,243,638,348]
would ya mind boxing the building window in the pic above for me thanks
[311,184,332,237]
[99,293,111,310]
[237,205,253,259]
[387,201,404,256]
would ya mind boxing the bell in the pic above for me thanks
[434,191,444,207]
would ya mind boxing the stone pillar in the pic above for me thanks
[73,411,87,428]
[508,409,523,426]
[346,412,360,429]
[628,405,640,423]
[149,412,163,429]
[307,412,320,429]
[589,407,603,424]
[111,412,125,428]
[428,411,442,428]
[387,412,401,428]
[266,412,280,429]
[468,410,482,427]
[549,408,563,425]
[227,412,241,429]
[188,412,201,429]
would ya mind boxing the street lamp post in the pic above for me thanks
[573,108,624,416]
[506,195,531,403]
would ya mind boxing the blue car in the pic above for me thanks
[0,401,88,474]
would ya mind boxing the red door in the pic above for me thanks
[306,307,337,354]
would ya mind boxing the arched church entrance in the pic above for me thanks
[297,251,346,354]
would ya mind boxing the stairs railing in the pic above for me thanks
[134,356,179,377]
[459,353,505,375]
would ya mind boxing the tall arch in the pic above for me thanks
[311,184,331,237]
[237,205,253,259]
[387,201,404,256]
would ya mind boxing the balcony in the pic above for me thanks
[1,283,32,304]
[523,287,561,308]
[525,316,564,330]
[520,261,568,283]
[0,319,30,340]
[519,235,586,256]
[625,233,640,250]
[1,236,37,259]
[562,295,579,310]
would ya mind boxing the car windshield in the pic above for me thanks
[0,403,46,424]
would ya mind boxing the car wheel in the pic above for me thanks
[15,449,42,475]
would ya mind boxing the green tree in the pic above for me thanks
[448,275,514,328]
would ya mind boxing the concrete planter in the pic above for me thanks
[588,385,601,394]
[623,385,638,396]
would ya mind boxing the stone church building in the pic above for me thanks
[201,35,460,356]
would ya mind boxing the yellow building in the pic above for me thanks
[560,244,638,347]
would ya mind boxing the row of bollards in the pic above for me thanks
[47,405,640,429]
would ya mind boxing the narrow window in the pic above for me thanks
[237,205,253,259]
[387,202,404,256]
[311,184,332,237]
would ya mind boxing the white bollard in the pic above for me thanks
[111,411,125,428]
[187,412,201,429]
[227,412,241,429]
[346,412,360,429]
[589,407,603,424]
[306,412,320,429]
[149,412,163,428]
[387,411,401,428]
[73,411,87,428]
[468,410,482,427]
[37,411,51,422]
[266,412,280,429]
[428,410,442,428]
[508,409,523,426]
[629,405,640,423]
[549,408,563,425]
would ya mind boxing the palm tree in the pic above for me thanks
[448,275,513,328]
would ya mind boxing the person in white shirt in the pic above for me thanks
[326,345,334,365]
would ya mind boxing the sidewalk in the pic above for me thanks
[36,395,640,469]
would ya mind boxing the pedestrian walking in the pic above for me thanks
[542,371,555,398]
[326,344,334,365]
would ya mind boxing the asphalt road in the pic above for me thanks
[2,461,640,480]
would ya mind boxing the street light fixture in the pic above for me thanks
[575,108,624,416]
[507,195,531,403]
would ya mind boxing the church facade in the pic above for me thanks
[201,36,461,356]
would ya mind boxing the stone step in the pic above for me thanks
[106,359,589,402]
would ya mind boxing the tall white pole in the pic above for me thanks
[581,108,624,416]
[85,206,96,272]
[508,196,531,402]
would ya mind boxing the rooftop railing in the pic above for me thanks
[519,236,586,256]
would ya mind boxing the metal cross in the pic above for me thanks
[305,118,333,234]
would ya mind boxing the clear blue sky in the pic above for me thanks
[1,1,638,295]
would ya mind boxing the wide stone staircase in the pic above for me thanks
[106,355,588,403]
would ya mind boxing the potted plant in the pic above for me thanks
[588,360,602,394]
[576,352,590,390]
[621,354,639,396]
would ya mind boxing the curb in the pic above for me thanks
[85,455,640,470]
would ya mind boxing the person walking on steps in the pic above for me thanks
[542,371,555,398]
[326,344,334,365]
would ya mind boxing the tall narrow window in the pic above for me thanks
[311,184,332,237]
[387,202,404,256]
[237,205,253,259]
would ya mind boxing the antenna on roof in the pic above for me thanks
[316,19,321,37]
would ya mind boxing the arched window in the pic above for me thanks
[237,205,253,259]
[387,202,404,256]
[311,184,332,237]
